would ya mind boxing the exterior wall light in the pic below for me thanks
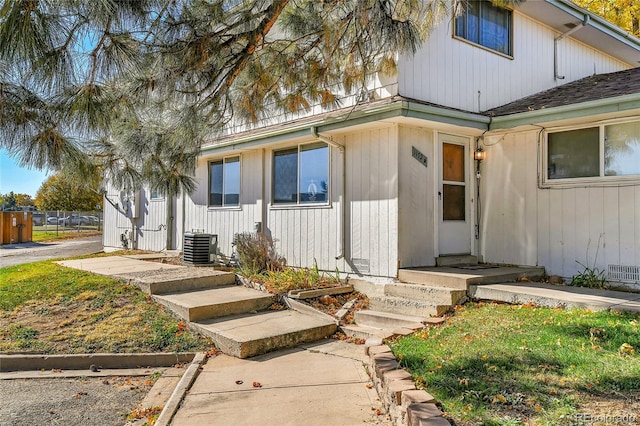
[474,148,486,161]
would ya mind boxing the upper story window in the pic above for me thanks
[150,190,163,200]
[545,121,640,185]
[454,0,513,56]
[273,142,329,205]
[209,156,240,207]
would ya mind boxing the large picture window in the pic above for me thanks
[546,121,640,183]
[273,142,329,205]
[455,0,512,56]
[209,156,240,207]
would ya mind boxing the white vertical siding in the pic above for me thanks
[265,139,344,272]
[266,126,399,277]
[343,127,399,277]
[103,188,169,251]
[399,11,629,113]
[398,125,436,267]
[480,130,640,278]
[184,151,262,258]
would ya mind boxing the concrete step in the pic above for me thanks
[398,266,546,290]
[341,324,393,341]
[355,310,426,330]
[132,268,236,295]
[369,296,448,317]
[192,310,337,358]
[384,283,467,305]
[436,255,478,267]
[153,286,275,322]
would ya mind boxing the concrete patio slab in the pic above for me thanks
[58,256,181,276]
[470,282,640,313]
[170,341,390,426]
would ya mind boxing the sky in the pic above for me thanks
[0,149,50,197]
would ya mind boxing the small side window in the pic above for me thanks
[273,142,329,205]
[454,0,513,56]
[209,156,241,207]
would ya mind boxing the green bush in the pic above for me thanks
[232,232,286,275]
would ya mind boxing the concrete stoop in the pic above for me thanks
[366,343,450,425]
[398,266,546,290]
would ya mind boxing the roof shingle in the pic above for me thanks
[484,67,640,117]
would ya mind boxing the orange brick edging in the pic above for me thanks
[365,340,450,426]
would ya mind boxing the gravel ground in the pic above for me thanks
[0,376,150,426]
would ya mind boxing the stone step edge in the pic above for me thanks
[364,340,449,426]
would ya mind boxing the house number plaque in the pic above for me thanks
[412,146,428,168]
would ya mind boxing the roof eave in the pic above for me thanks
[489,92,640,130]
[548,0,640,52]
[200,101,489,155]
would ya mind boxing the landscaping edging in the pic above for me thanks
[0,352,196,372]
[365,339,450,426]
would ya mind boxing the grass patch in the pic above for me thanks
[31,230,102,243]
[391,302,640,425]
[0,260,212,354]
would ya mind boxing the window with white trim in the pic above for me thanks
[273,142,329,205]
[150,190,163,200]
[454,0,513,56]
[545,121,640,183]
[209,156,240,207]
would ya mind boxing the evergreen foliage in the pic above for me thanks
[1,0,519,193]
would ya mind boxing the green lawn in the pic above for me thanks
[391,302,640,425]
[31,228,102,242]
[0,260,213,354]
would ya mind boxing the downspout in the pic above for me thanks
[555,15,590,80]
[261,149,267,235]
[311,127,345,260]
[166,194,174,250]
[181,191,186,251]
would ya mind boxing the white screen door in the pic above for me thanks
[438,134,471,255]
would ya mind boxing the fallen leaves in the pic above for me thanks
[491,394,507,404]
[127,406,163,422]
[252,382,262,388]
[619,343,636,356]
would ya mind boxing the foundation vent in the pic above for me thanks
[352,258,370,274]
[608,265,640,283]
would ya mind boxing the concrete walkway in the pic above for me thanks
[470,282,640,313]
[54,255,640,425]
[171,340,390,426]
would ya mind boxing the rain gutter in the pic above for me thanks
[488,92,640,130]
